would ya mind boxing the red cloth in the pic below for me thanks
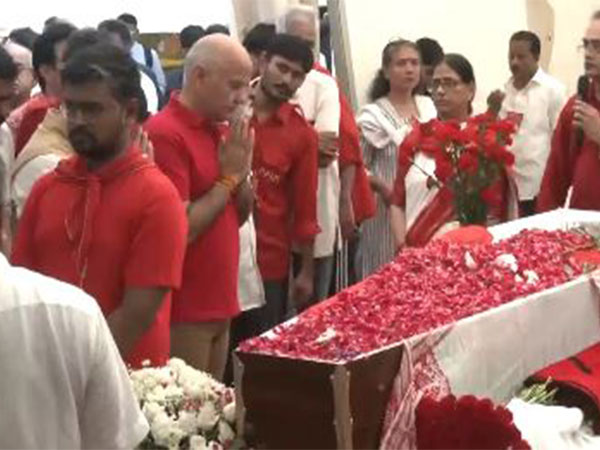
[252,102,320,280]
[533,342,600,430]
[537,92,600,212]
[145,94,241,322]
[313,64,376,224]
[14,94,60,155]
[438,225,493,245]
[12,148,187,368]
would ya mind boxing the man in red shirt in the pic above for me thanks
[537,10,600,212]
[12,43,187,368]
[10,22,76,154]
[252,34,319,329]
[145,34,254,380]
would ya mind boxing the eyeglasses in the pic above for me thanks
[428,78,463,94]
[579,39,600,53]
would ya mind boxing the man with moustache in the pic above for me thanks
[538,12,600,212]
[12,43,187,368]
[489,31,565,216]
[251,33,319,329]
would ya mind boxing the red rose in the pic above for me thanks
[480,186,502,207]
[457,152,479,174]
[434,157,454,182]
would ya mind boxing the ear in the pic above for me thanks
[258,53,269,75]
[124,97,141,124]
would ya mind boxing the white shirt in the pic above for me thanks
[131,41,166,94]
[500,68,566,200]
[12,153,62,218]
[0,124,14,208]
[293,69,341,258]
[238,217,265,311]
[140,68,160,114]
[0,254,148,449]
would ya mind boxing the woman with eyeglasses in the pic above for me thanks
[389,53,518,249]
[356,39,436,277]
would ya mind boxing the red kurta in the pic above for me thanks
[252,102,320,281]
[12,148,187,368]
[145,94,241,322]
[537,94,600,212]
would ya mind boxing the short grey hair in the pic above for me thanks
[277,5,317,34]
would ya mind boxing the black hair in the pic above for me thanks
[63,28,112,62]
[368,39,420,101]
[510,31,541,59]
[0,46,18,82]
[436,53,476,85]
[117,13,137,28]
[593,10,600,20]
[243,23,276,55]
[61,42,140,105]
[416,37,444,67]
[205,24,230,36]
[33,22,77,92]
[8,28,39,51]
[264,33,314,74]
[98,19,133,47]
[179,25,205,50]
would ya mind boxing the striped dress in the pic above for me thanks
[357,96,437,277]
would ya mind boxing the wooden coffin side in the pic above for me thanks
[236,352,338,449]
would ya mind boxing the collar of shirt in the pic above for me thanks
[166,92,219,132]
[508,67,545,91]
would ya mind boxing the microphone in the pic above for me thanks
[576,75,590,148]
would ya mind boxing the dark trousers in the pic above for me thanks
[262,279,289,331]
[292,254,335,309]
[224,306,265,385]
[519,199,537,218]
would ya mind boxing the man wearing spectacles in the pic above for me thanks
[488,31,566,217]
[538,11,600,213]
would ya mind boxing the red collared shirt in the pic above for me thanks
[253,102,320,281]
[12,148,187,368]
[145,94,241,322]
[538,94,600,212]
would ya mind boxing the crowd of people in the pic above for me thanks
[1,5,600,447]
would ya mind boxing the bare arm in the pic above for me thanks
[107,287,168,358]
[389,205,407,251]
[185,185,232,243]
[292,241,315,311]
[234,178,254,227]
[339,164,356,239]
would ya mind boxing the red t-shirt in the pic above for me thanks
[11,149,187,368]
[145,95,241,322]
[14,94,60,155]
[253,102,320,281]
[537,95,600,212]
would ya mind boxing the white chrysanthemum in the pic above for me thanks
[222,402,236,424]
[218,420,235,443]
[146,385,168,404]
[151,412,185,449]
[189,435,209,450]
[197,402,219,431]
[142,401,163,422]
[176,410,199,435]
[494,253,519,273]
[464,251,478,270]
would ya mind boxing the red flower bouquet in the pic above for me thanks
[400,114,517,225]
[416,394,530,449]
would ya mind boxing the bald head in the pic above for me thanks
[184,33,252,82]
[182,34,252,121]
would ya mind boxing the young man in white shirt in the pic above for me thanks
[489,31,566,216]
[0,253,148,448]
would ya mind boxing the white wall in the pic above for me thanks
[1,0,234,34]
[335,0,600,112]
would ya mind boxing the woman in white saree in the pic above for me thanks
[357,39,436,276]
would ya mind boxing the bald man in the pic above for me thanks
[145,34,254,379]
